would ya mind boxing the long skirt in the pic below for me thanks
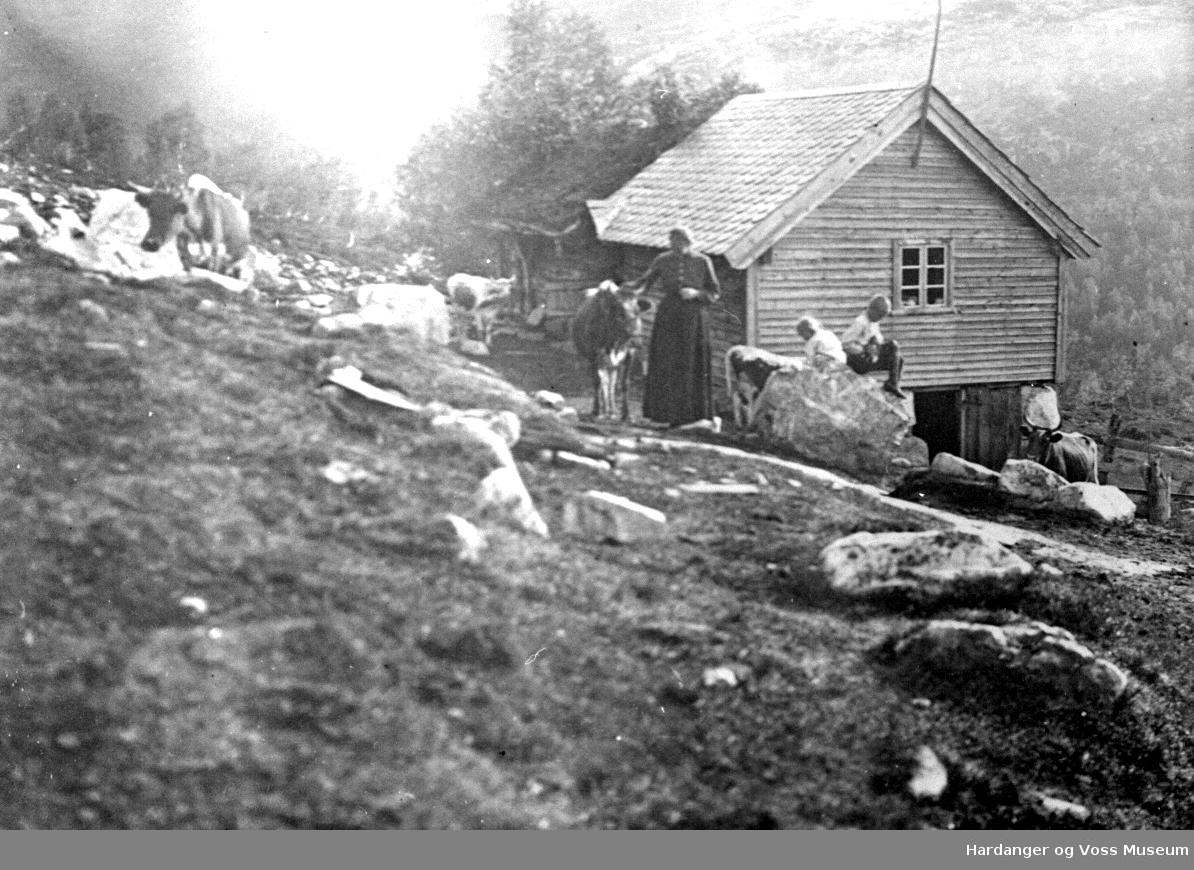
[642,295,713,426]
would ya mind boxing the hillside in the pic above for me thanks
[2,187,1194,827]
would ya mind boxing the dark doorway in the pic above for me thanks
[912,390,960,460]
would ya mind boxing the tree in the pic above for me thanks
[80,103,133,180]
[2,91,36,158]
[398,0,757,297]
[143,104,209,181]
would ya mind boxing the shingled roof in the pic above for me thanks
[588,83,1099,268]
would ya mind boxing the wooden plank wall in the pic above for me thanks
[755,125,1062,389]
[620,245,747,408]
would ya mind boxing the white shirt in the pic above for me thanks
[841,313,882,354]
[804,328,846,365]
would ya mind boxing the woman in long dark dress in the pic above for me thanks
[629,226,721,426]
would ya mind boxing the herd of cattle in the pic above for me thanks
[125,183,1097,486]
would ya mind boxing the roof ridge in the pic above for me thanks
[732,81,924,102]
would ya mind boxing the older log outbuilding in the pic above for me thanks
[587,82,1099,469]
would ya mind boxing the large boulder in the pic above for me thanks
[819,530,1033,604]
[997,458,1068,506]
[889,619,1131,709]
[928,452,1000,488]
[754,365,926,488]
[1056,482,1137,525]
[39,188,185,280]
[561,490,667,544]
[354,284,450,345]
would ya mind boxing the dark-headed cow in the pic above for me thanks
[445,273,515,346]
[134,174,252,278]
[724,345,804,430]
[1020,425,1100,483]
[571,280,653,420]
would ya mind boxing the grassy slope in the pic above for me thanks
[1,262,1192,829]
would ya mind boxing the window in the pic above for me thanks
[895,241,950,308]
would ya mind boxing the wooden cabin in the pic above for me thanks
[587,83,1099,468]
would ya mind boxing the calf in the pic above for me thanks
[724,345,804,430]
[133,174,252,277]
[1021,425,1100,483]
[571,281,653,420]
[445,273,515,346]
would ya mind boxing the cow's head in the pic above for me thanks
[133,187,189,252]
[1020,424,1062,462]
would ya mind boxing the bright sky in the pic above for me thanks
[191,0,953,187]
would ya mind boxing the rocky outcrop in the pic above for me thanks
[889,619,1132,709]
[561,490,666,544]
[819,530,1033,604]
[1055,482,1137,525]
[997,459,1069,506]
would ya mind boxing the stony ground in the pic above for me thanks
[1,257,1192,830]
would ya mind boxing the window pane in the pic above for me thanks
[901,248,920,266]
[901,288,920,306]
[926,286,945,305]
[901,268,920,287]
[927,267,945,285]
[927,246,945,265]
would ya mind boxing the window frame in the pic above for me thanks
[891,239,953,311]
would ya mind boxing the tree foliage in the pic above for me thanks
[397,0,759,272]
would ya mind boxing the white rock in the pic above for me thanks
[0,188,51,237]
[431,414,516,469]
[354,283,450,345]
[702,664,751,688]
[306,293,334,308]
[0,224,21,244]
[907,746,948,801]
[929,452,1000,486]
[997,458,1068,505]
[1056,482,1136,525]
[322,460,373,485]
[678,482,760,495]
[41,188,183,280]
[178,596,209,616]
[820,530,1033,602]
[457,409,521,448]
[533,390,567,410]
[313,312,365,337]
[561,490,666,544]
[1032,793,1091,822]
[441,514,486,564]
[458,339,491,356]
[474,466,548,538]
[555,451,612,471]
[77,299,110,323]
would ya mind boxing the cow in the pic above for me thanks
[571,280,653,420]
[133,174,252,278]
[445,273,515,346]
[724,345,804,430]
[1020,424,1100,483]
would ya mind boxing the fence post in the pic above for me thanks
[1147,456,1171,524]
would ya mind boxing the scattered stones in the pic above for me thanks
[819,530,1033,604]
[907,746,948,801]
[1056,482,1137,525]
[889,619,1132,708]
[561,490,666,544]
